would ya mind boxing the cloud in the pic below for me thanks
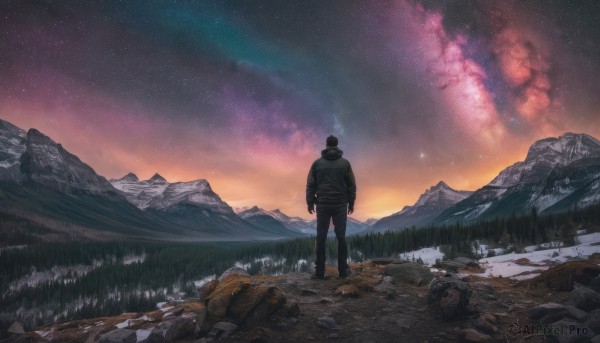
[492,28,553,120]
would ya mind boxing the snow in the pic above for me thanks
[396,232,599,281]
[8,264,96,291]
[122,254,146,265]
[576,232,600,245]
[194,274,217,288]
[116,319,134,329]
[0,161,15,168]
[398,247,444,266]
[478,232,600,280]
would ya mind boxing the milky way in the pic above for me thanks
[1,1,599,220]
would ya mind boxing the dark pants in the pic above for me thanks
[315,204,348,276]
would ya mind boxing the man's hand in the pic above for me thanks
[348,204,354,215]
[308,203,315,214]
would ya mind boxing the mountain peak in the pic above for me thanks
[525,132,600,164]
[432,181,450,190]
[118,172,139,182]
[149,173,167,183]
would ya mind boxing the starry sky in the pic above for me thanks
[1,1,600,220]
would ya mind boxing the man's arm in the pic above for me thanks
[306,161,317,214]
[346,162,356,214]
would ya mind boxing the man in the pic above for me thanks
[306,135,356,279]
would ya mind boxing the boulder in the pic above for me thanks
[474,313,498,334]
[441,257,482,272]
[527,302,588,324]
[335,284,360,298]
[205,271,252,322]
[384,262,434,286]
[96,329,137,343]
[428,275,472,320]
[568,287,600,312]
[197,280,219,302]
[207,321,237,340]
[146,316,195,342]
[316,316,340,330]
[526,261,600,291]
[590,275,600,293]
[200,268,288,332]
[460,328,491,342]
[549,318,595,343]
[7,321,25,334]
[218,267,249,281]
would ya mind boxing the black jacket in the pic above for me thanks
[306,147,356,207]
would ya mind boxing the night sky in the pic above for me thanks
[2,1,600,220]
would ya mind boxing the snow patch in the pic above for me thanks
[398,247,444,266]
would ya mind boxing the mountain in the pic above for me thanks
[372,181,473,232]
[0,119,26,181]
[234,206,370,236]
[238,206,295,234]
[435,133,600,223]
[0,119,191,240]
[111,175,298,239]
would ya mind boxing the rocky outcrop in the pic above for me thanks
[428,274,472,320]
[384,261,434,286]
[526,263,600,342]
[526,261,600,291]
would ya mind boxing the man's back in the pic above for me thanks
[307,147,355,206]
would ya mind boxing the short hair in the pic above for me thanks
[326,135,338,147]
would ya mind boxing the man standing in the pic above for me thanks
[306,135,356,279]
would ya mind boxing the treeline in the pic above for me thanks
[0,239,315,330]
[346,203,600,259]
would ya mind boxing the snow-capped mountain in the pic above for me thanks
[489,133,600,188]
[373,181,473,232]
[111,174,298,238]
[436,133,600,223]
[111,173,233,215]
[0,118,190,239]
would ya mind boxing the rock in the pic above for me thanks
[528,302,588,324]
[242,286,287,327]
[527,261,600,291]
[218,267,249,281]
[320,297,335,304]
[301,288,319,296]
[549,318,595,343]
[147,316,195,342]
[590,276,600,293]
[586,309,600,333]
[384,262,434,286]
[474,313,498,334]
[207,322,237,340]
[7,321,25,334]
[197,280,219,302]
[96,329,137,343]
[245,326,273,342]
[428,275,472,320]
[460,328,491,342]
[335,284,360,298]
[441,257,482,272]
[316,316,340,330]
[568,287,600,312]
[205,272,252,323]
